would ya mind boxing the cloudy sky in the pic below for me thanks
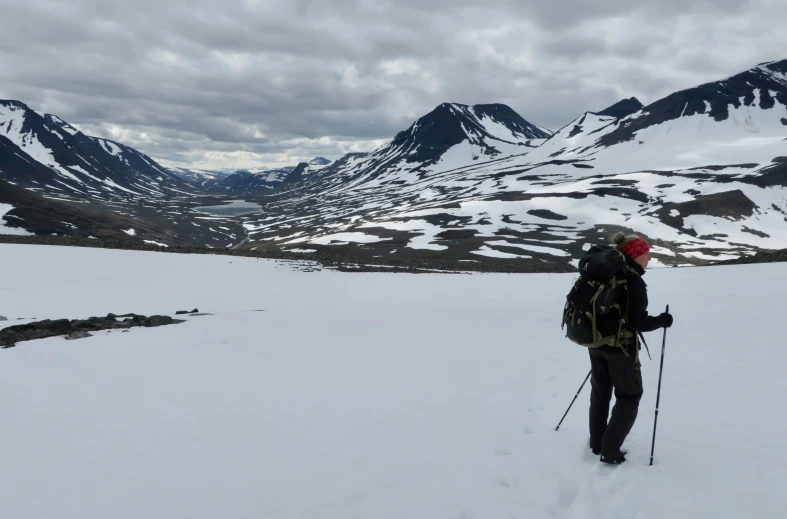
[1,0,785,171]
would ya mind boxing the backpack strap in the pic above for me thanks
[588,282,606,344]
[615,267,641,359]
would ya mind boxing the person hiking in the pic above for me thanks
[587,232,673,464]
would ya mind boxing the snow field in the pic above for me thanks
[0,244,786,519]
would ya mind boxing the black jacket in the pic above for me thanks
[594,256,660,356]
[623,256,661,335]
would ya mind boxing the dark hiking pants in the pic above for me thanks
[589,347,643,456]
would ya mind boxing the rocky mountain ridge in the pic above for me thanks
[2,59,787,270]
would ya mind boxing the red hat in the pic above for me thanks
[613,232,650,259]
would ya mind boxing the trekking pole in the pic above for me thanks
[555,370,591,431]
[649,304,669,466]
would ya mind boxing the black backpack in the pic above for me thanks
[562,245,633,348]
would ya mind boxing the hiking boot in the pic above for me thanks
[589,440,601,456]
[600,450,627,465]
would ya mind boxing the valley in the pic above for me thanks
[2,59,787,271]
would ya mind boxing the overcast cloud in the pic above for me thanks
[1,0,785,170]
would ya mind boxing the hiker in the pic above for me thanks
[587,232,673,464]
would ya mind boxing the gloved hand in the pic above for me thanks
[657,312,673,328]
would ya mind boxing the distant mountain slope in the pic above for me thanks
[3,60,787,269]
[595,97,644,118]
[0,178,168,241]
[309,157,332,166]
[234,59,787,268]
[0,100,192,200]
[599,59,787,146]
[203,158,334,194]
[387,102,550,165]
[254,102,550,204]
[168,167,233,186]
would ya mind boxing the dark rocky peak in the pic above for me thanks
[281,162,310,185]
[594,97,643,118]
[665,58,787,120]
[224,170,255,181]
[598,58,787,147]
[388,102,547,164]
[0,100,36,134]
[754,59,787,77]
[0,101,74,137]
[470,103,551,139]
[390,102,472,152]
[0,99,27,108]
[330,152,368,168]
[41,113,81,134]
[0,100,30,115]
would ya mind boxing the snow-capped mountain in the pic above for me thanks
[0,101,192,200]
[203,158,335,194]
[215,166,268,175]
[383,102,550,168]
[593,97,644,118]
[252,102,550,203]
[168,167,233,186]
[0,101,249,247]
[235,59,787,268]
[309,157,332,166]
[3,59,787,269]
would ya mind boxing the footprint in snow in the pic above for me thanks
[522,426,535,435]
[495,448,512,456]
[557,480,580,509]
[496,477,511,488]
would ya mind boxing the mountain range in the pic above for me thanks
[2,58,786,269]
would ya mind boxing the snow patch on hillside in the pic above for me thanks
[0,203,33,235]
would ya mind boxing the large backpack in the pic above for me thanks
[562,245,635,349]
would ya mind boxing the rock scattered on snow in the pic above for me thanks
[65,331,92,341]
[0,312,185,348]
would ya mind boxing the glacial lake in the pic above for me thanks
[193,200,263,217]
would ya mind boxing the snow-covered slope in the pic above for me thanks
[3,60,787,267]
[0,100,193,200]
[168,167,232,186]
[202,158,333,194]
[309,156,333,166]
[256,103,549,197]
[203,163,328,194]
[201,166,296,193]
[239,59,787,267]
[0,202,33,236]
[388,102,551,163]
[0,103,257,247]
[1,243,785,518]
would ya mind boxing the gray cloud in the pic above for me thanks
[0,0,784,170]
